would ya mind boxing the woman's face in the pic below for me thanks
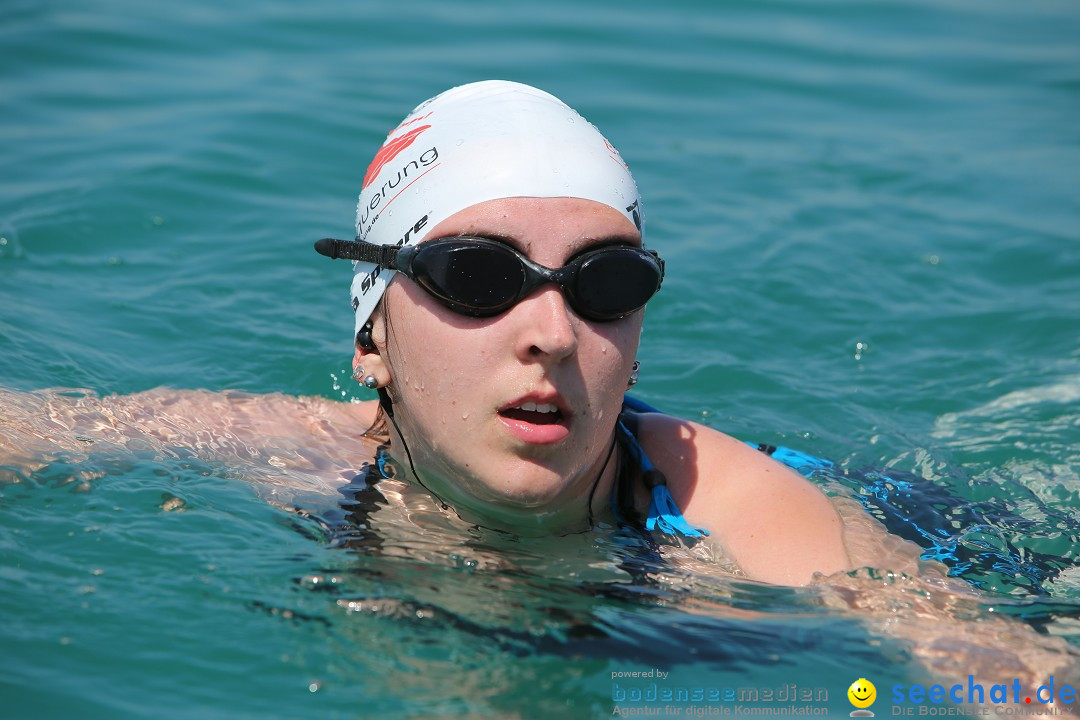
[364,197,645,530]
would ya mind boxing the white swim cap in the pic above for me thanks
[349,80,642,337]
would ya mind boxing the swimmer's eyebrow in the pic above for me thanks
[449,232,643,256]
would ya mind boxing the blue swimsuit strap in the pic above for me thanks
[612,408,709,538]
[614,395,838,539]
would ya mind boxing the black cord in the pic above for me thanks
[378,386,450,510]
[586,432,619,528]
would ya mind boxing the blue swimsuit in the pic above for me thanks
[610,407,709,539]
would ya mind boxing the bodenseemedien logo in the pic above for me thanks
[848,678,877,717]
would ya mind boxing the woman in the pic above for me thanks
[305,80,851,587]
[0,80,1072,688]
[0,81,847,585]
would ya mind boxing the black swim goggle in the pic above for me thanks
[314,235,664,321]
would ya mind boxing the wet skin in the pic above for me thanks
[356,197,642,532]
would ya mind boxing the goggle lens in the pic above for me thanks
[412,243,526,315]
[571,248,661,320]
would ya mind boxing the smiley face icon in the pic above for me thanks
[848,678,876,709]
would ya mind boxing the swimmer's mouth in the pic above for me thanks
[498,401,565,425]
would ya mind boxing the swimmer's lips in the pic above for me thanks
[498,403,564,425]
[497,395,571,444]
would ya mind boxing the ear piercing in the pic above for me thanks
[354,321,380,388]
[352,366,380,389]
[627,360,640,388]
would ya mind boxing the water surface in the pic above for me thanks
[2,0,1079,717]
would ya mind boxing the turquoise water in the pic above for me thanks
[2,0,1079,717]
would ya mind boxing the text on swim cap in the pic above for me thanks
[359,148,439,239]
[356,214,429,296]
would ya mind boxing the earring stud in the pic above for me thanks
[352,366,365,382]
[363,375,379,389]
[627,360,641,388]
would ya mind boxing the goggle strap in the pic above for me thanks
[314,238,400,268]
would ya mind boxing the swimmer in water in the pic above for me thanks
[0,80,848,586]
[0,81,1074,688]
[311,80,850,586]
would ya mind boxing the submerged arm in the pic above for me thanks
[637,412,1077,690]
[0,386,376,485]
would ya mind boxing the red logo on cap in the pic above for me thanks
[362,125,431,190]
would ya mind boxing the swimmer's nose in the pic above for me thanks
[513,285,578,363]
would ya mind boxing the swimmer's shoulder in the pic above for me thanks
[633,411,849,585]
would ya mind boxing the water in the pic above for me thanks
[2,0,1079,716]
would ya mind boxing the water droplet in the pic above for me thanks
[308,681,322,693]
[455,138,464,146]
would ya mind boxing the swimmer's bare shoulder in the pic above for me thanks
[635,412,849,586]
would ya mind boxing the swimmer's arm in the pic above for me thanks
[636,413,1079,688]
[0,386,377,470]
[636,413,849,586]
[814,567,1079,691]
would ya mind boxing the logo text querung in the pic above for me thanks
[358,148,439,237]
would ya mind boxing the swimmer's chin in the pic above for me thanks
[414,468,590,534]
[447,493,592,536]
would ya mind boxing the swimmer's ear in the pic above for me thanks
[352,315,391,388]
